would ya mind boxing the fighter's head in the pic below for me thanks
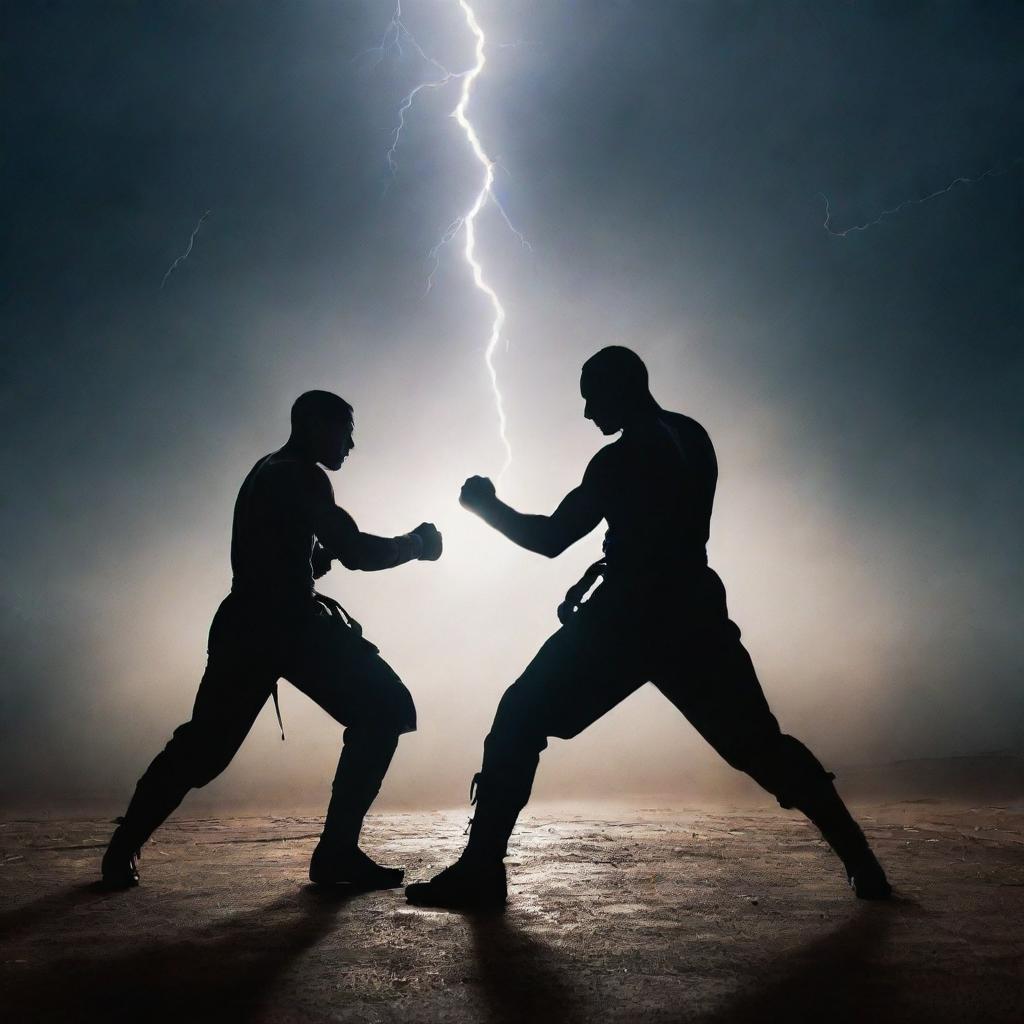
[580,346,653,434]
[290,390,354,470]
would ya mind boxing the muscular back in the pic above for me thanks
[586,411,717,578]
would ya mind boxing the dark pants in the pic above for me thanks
[466,569,864,863]
[118,594,416,852]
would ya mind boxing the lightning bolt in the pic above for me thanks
[366,1,529,482]
[452,0,512,479]
[160,210,211,288]
[819,159,1022,237]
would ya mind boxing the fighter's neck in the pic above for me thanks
[276,437,318,464]
[620,401,665,437]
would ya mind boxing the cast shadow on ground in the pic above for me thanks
[691,903,905,1024]
[690,894,1018,1024]
[0,881,112,942]
[467,909,586,1024]
[1,883,357,1023]
[465,898,915,1024]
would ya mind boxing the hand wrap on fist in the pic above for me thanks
[410,521,442,561]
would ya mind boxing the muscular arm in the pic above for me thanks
[307,470,424,571]
[462,462,604,558]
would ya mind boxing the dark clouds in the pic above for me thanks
[1,1,1022,807]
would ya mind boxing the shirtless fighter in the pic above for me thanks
[102,390,441,890]
[407,347,890,909]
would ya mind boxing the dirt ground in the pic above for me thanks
[2,802,1022,1023]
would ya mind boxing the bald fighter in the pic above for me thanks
[407,348,889,909]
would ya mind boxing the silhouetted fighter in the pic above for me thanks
[102,391,441,889]
[407,347,890,909]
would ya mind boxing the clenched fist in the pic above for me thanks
[459,475,497,513]
[411,521,443,561]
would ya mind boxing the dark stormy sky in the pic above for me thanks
[2,1,1022,810]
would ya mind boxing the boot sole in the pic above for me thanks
[100,874,140,891]
[309,869,405,890]
[848,874,892,900]
[853,883,893,900]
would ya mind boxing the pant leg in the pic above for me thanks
[652,570,832,807]
[657,621,834,807]
[281,609,416,850]
[466,587,650,862]
[117,597,277,849]
[653,570,874,866]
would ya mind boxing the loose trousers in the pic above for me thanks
[466,569,839,859]
[120,594,416,850]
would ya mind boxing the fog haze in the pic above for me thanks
[2,1,1022,811]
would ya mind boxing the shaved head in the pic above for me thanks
[580,347,657,435]
[291,390,353,432]
[581,346,650,400]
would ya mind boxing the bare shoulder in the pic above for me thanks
[264,455,334,502]
[300,462,334,502]
[583,436,624,480]
[665,410,714,450]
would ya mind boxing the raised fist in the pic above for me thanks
[412,521,443,561]
[459,475,497,512]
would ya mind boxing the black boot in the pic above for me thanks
[100,822,141,890]
[796,780,892,900]
[844,850,892,901]
[405,856,508,910]
[405,771,518,910]
[100,775,186,888]
[310,726,402,888]
[308,842,404,889]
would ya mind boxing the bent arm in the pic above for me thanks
[307,472,422,571]
[313,504,422,571]
[471,474,603,558]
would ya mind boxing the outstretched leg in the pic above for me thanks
[407,591,649,909]
[657,605,890,899]
[102,600,275,887]
[283,610,416,888]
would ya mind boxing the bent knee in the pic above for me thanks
[177,742,236,791]
[487,683,550,754]
[150,721,243,791]
[356,675,417,736]
[189,758,232,790]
